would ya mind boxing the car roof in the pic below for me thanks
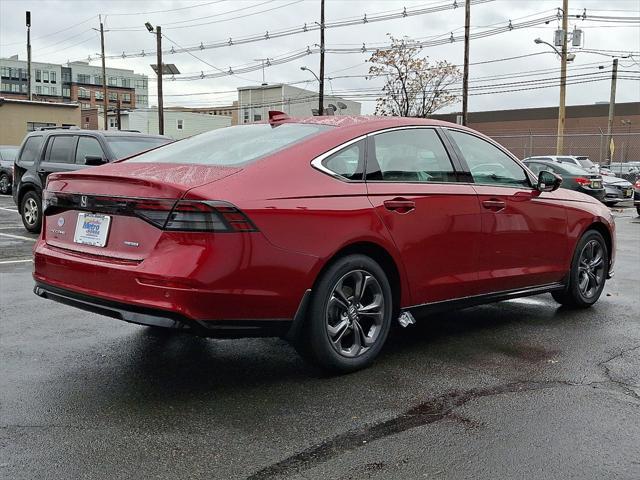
[24,129,169,141]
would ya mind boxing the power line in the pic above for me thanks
[0,15,97,47]
[95,0,495,60]
[103,0,229,16]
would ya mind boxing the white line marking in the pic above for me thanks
[0,232,37,242]
[0,226,26,230]
[0,207,19,213]
[0,258,32,264]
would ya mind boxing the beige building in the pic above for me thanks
[0,97,80,145]
[238,84,361,124]
[167,101,239,126]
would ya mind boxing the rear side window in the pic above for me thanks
[18,136,43,164]
[321,141,363,180]
[368,129,456,183]
[127,123,333,166]
[75,137,105,164]
[45,136,76,164]
[449,130,529,188]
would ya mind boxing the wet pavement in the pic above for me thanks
[1,194,639,479]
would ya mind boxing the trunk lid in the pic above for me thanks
[44,163,241,260]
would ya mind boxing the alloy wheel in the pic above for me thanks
[577,239,605,299]
[0,175,9,194]
[325,269,385,358]
[24,197,38,226]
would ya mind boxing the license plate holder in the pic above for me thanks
[73,213,111,247]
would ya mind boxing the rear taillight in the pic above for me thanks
[575,177,590,186]
[635,180,640,189]
[135,200,257,232]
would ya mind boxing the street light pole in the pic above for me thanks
[99,16,108,131]
[556,0,569,155]
[26,11,32,101]
[318,0,325,116]
[462,0,470,126]
[156,26,164,135]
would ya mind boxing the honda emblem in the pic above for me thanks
[80,196,88,208]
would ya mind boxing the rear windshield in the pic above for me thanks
[106,137,172,160]
[127,123,333,166]
[0,146,18,161]
[577,158,595,168]
[554,162,592,175]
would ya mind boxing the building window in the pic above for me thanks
[135,94,147,105]
[177,119,184,130]
[243,109,249,123]
[135,78,148,89]
[109,118,117,128]
[43,71,49,83]
[50,86,57,95]
[108,92,118,101]
[95,91,104,100]
[77,73,91,84]
[62,87,70,97]
[20,69,27,81]
[0,67,9,78]
[94,75,102,86]
[62,71,71,83]
[50,72,56,84]
[43,86,50,95]
[121,78,131,88]
[122,93,131,103]
[35,69,41,82]
[35,85,42,94]
[21,84,27,93]
[78,89,91,99]
[108,77,117,86]
[253,114,262,122]
[11,84,20,93]
[81,103,92,110]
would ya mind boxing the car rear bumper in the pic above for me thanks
[33,230,319,326]
[34,281,303,337]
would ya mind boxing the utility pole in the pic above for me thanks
[117,99,122,130]
[318,0,325,116]
[606,57,618,164]
[99,15,108,131]
[26,11,32,101]
[556,0,569,155]
[156,26,164,135]
[462,0,470,126]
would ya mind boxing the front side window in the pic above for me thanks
[128,123,332,166]
[75,137,104,164]
[368,129,456,183]
[320,141,363,180]
[18,136,43,163]
[46,136,76,164]
[448,130,530,188]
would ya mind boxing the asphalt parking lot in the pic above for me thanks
[1,194,639,480]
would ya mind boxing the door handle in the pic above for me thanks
[482,199,506,211]
[383,198,416,213]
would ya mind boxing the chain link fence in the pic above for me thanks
[491,131,640,169]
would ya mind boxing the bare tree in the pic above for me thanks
[368,35,461,117]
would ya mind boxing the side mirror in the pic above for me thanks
[537,170,562,192]
[84,155,106,166]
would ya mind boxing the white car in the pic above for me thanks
[524,155,599,174]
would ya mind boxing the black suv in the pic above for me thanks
[13,128,171,233]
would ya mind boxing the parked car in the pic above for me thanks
[596,164,614,177]
[33,115,615,373]
[607,163,640,182]
[12,128,171,233]
[601,174,634,206]
[633,179,640,216]
[0,145,19,194]
[523,159,605,202]
[524,155,599,174]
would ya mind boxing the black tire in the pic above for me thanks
[20,190,42,233]
[0,173,10,195]
[551,230,608,308]
[295,254,393,373]
[636,206,640,217]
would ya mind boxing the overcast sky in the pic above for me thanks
[1,0,639,114]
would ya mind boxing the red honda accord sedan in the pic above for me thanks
[33,114,615,372]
